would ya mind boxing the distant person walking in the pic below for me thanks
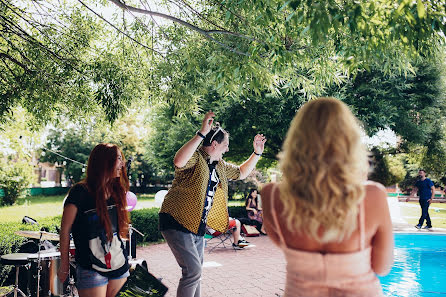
[413,169,435,230]
[159,111,266,297]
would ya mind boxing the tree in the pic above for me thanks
[39,107,156,184]
[0,107,38,204]
[110,0,446,99]
[331,54,446,142]
[0,158,35,205]
[2,0,445,125]
[1,0,153,124]
[145,53,446,176]
[368,148,406,187]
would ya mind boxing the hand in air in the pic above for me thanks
[200,111,215,136]
[253,134,267,155]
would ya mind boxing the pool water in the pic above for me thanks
[379,234,446,296]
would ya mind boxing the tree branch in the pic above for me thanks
[173,0,227,31]
[108,0,251,56]
[0,52,30,73]
[76,0,165,58]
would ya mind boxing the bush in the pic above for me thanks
[129,206,247,244]
[130,208,163,243]
[369,148,406,187]
[0,159,35,206]
[228,206,247,219]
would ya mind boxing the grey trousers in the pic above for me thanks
[161,229,205,297]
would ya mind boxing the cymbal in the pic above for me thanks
[15,230,60,241]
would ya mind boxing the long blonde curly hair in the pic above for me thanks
[279,97,368,243]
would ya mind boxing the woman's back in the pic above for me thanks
[262,181,393,297]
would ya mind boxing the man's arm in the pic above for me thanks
[429,185,435,203]
[239,134,266,179]
[173,111,214,168]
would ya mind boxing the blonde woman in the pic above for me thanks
[262,98,393,297]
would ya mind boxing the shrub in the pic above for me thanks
[0,159,35,206]
[228,206,247,219]
[130,208,163,243]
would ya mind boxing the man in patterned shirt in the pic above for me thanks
[159,111,266,297]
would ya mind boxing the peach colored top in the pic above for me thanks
[269,186,384,297]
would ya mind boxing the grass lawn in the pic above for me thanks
[399,202,446,229]
[0,193,156,224]
[0,193,246,224]
[6,195,442,228]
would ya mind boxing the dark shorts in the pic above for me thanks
[76,266,129,290]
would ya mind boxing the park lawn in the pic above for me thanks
[0,192,244,224]
[3,194,446,229]
[0,193,156,224]
[399,202,446,229]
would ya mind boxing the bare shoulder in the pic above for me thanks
[363,181,388,210]
[364,181,387,197]
[260,183,277,201]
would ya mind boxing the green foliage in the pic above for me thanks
[0,0,152,124]
[145,90,305,175]
[157,0,446,101]
[144,107,200,181]
[2,0,445,126]
[369,148,407,187]
[330,54,446,142]
[0,159,35,205]
[130,208,163,243]
[40,127,93,183]
[0,108,38,205]
[40,108,155,184]
[385,155,407,186]
[228,206,247,219]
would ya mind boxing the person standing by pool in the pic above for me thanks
[412,169,435,230]
[261,98,394,297]
[159,111,266,297]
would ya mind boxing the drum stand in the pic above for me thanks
[127,224,144,260]
[0,253,30,297]
[64,269,77,297]
[35,234,45,297]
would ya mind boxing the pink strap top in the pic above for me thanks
[269,185,384,297]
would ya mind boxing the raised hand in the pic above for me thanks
[200,111,215,136]
[253,134,266,155]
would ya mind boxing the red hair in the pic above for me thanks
[81,143,130,241]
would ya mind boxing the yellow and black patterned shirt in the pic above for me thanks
[159,147,241,234]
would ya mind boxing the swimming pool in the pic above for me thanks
[379,233,446,297]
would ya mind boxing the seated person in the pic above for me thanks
[207,217,250,248]
[245,189,267,234]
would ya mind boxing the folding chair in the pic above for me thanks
[204,225,237,253]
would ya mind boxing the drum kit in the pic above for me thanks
[1,225,144,297]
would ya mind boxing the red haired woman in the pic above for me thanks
[58,143,130,297]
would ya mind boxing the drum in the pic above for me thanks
[28,251,65,297]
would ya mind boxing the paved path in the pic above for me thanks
[137,235,286,297]
[135,221,446,297]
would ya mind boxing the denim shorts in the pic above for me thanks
[76,266,130,290]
